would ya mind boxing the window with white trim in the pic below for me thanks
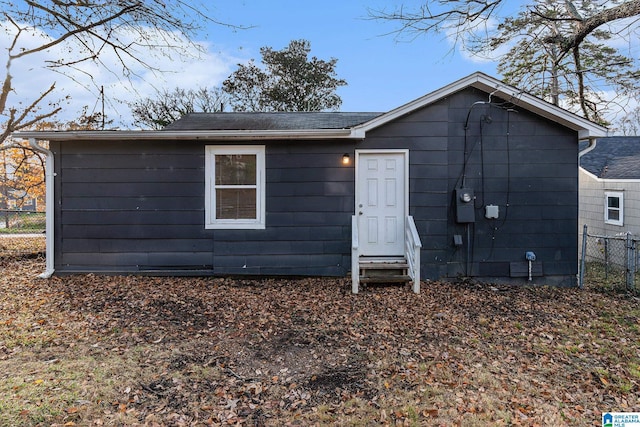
[604,191,623,226]
[205,146,265,229]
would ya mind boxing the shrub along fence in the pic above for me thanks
[0,210,46,257]
[0,210,45,233]
[579,225,637,292]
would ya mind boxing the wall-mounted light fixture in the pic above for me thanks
[342,153,350,165]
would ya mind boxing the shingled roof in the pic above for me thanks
[163,112,383,131]
[13,72,608,142]
[580,136,640,179]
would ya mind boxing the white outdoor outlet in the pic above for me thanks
[485,205,499,219]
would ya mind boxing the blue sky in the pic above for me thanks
[201,0,504,112]
[3,1,524,127]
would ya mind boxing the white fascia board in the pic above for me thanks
[354,72,609,139]
[580,166,640,183]
[580,166,601,181]
[12,128,362,141]
[353,75,477,132]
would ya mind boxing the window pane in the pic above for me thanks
[607,197,620,209]
[608,209,620,221]
[216,189,256,219]
[216,155,257,185]
[608,197,620,208]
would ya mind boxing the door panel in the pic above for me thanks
[357,152,406,256]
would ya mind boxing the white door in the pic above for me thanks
[356,151,407,256]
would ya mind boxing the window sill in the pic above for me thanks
[205,223,266,230]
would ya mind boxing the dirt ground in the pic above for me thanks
[1,253,639,426]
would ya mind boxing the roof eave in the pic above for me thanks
[11,128,364,141]
[354,72,609,139]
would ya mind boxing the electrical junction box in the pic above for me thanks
[455,188,475,223]
[485,204,499,219]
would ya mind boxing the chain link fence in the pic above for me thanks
[579,225,637,292]
[0,210,46,258]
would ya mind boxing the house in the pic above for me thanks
[0,186,38,211]
[7,190,38,211]
[579,136,640,237]
[14,72,607,291]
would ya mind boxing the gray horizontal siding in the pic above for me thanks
[61,210,204,225]
[62,238,214,252]
[53,139,354,275]
[362,87,579,285]
[62,168,200,182]
[61,153,200,168]
[62,196,202,210]
[61,182,203,197]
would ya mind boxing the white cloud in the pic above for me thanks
[600,16,640,51]
[443,15,512,64]
[596,89,640,133]
[1,20,241,129]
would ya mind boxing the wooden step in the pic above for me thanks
[359,275,412,284]
[359,262,409,270]
[359,256,408,269]
[359,256,405,263]
[357,256,412,285]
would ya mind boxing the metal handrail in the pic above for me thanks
[405,216,422,293]
[351,215,360,293]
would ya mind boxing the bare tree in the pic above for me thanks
[617,105,640,135]
[1,0,235,143]
[371,0,640,124]
[129,87,228,129]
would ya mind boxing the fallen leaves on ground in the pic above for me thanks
[1,255,639,426]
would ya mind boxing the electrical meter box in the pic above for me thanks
[455,188,475,223]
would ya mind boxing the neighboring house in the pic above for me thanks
[579,136,640,237]
[7,190,38,211]
[15,72,607,291]
[0,187,38,211]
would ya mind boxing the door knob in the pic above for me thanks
[359,211,363,215]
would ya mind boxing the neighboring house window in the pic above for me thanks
[604,191,623,226]
[205,146,265,229]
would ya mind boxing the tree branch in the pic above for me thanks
[369,0,503,44]
[572,46,589,120]
[11,1,143,61]
[559,0,640,54]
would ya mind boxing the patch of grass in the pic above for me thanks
[629,362,640,379]
[308,404,337,424]
[0,353,154,426]
[583,261,632,292]
[2,328,59,349]
[618,378,634,394]
[514,321,523,330]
